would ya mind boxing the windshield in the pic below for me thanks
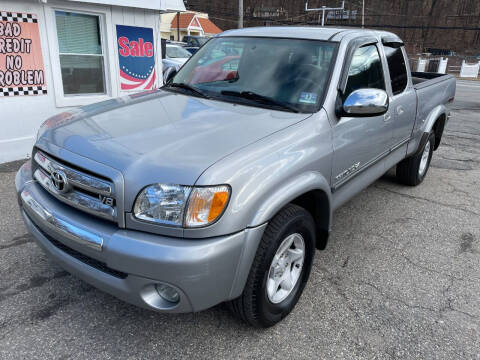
[196,37,209,46]
[170,37,337,113]
[166,46,192,59]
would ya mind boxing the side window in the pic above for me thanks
[344,45,385,99]
[384,46,408,95]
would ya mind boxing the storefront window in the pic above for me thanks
[55,11,106,95]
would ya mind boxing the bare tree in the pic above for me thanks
[187,0,480,55]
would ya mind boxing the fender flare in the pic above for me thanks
[248,171,332,232]
[423,104,447,135]
[415,105,448,155]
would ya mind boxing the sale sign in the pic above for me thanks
[116,25,156,91]
[0,11,46,97]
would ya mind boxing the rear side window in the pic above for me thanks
[344,45,385,99]
[384,46,408,95]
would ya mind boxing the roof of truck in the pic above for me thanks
[219,26,399,42]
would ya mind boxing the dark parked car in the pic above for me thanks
[182,35,209,54]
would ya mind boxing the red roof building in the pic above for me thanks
[170,12,222,39]
[197,17,222,35]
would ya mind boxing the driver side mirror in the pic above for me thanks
[342,88,389,117]
[163,67,178,85]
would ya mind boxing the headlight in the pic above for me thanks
[134,184,191,226]
[133,184,230,228]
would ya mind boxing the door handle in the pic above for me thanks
[396,106,405,115]
[384,113,392,122]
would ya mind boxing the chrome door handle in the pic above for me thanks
[384,113,392,122]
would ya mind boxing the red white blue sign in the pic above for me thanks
[116,25,156,91]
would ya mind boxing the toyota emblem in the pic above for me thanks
[50,170,69,194]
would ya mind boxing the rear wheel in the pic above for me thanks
[228,204,315,327]
[396,131,435,186]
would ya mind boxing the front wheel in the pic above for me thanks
[396,132,435,186]
[228,204,316,327]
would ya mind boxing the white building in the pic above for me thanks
[0,0,185,163]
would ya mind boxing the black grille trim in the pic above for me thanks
[27,212,128,279]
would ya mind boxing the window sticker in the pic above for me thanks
[299,92,317,104]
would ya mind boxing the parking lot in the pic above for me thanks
[1,80,479,359]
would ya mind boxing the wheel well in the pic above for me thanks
[433,114,446,151]
[290,190,330,250]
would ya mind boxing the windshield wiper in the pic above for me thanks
[164,82,210,99]
[220,90,299,113]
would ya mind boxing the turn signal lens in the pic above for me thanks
[185,185,230,227]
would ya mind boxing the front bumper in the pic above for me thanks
[16,161,266,313]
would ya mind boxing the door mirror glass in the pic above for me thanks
[343,88,389,116]
[163,67,177,84]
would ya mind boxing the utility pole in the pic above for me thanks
[321,6,326,26]
[238,0,243,29]
[362,0,365,28]
[177,11,180,41]
[305,1,345,27]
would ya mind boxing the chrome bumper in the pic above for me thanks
[21,189,104,252]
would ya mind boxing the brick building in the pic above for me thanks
[186,0,480,56]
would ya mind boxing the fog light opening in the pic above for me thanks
[156,284,180,304]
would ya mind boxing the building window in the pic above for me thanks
[55,11,106,95]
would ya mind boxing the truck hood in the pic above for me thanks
[38,90,310,188]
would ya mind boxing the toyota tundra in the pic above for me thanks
[16,27,456,327]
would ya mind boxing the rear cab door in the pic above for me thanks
[381,37,417,152]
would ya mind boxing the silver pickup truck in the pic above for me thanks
[16,27,456,327]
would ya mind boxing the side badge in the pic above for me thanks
[336,162,361,181]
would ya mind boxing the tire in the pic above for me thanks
[396,131,435,186]
[228,204,316,328]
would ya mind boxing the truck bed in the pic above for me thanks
[410,72,456,150]
[411,72,455,90]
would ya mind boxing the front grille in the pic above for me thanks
[32,150,117,222]
[27,212,128,279]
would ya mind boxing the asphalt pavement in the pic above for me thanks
[1,81,479,359]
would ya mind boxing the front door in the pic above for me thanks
[332,44,393,189]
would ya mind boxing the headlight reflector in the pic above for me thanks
[133,184,191,226]
[185,186,230,227]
